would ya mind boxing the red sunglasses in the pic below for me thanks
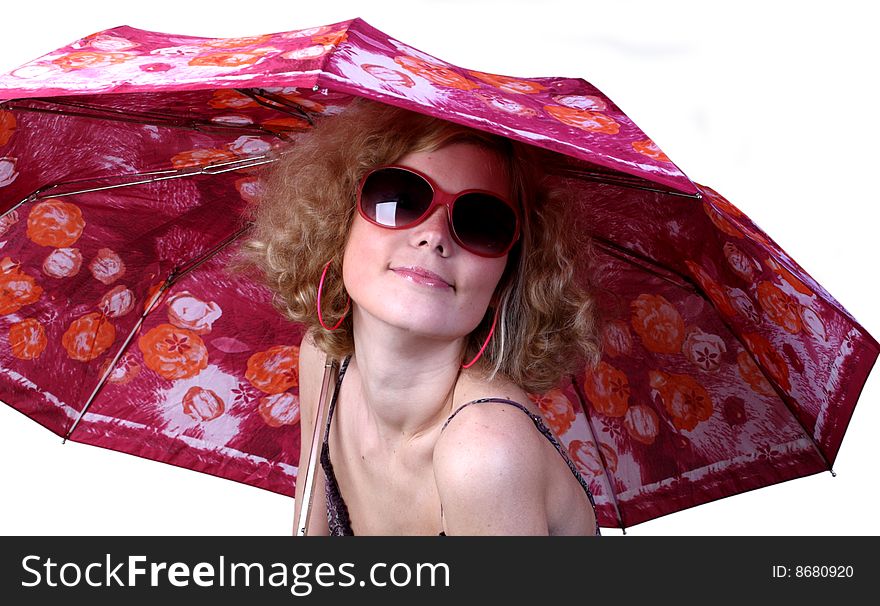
[356,164,521,258]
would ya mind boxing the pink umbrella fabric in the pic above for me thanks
[0,17,876,531]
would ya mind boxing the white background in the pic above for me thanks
[0,0,877,536]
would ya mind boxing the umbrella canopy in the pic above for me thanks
[0,17,876,532]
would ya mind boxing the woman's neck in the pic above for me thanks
[349,307,468,450]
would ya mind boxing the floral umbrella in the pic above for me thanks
[0,17,876,533]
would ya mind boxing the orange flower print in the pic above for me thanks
[234,177,266,204]
[259,392,301,428]
[583,360,630,417]
[281,25,332,39]
[0,257,43,315]
[189,51,264,68]
[98,285,135,318]
[624,404,660,445]
[170,148,237,169]
[472,91,539,117]
[466,70,547,94]
[648,370,713,432]
[700,185,747,221]
[272,91,327,113]
[630,293,685,354]
[0,157,18,188]
[209,89,259,109]
[552,94,608,111]
[89,248,125,285]
[699,186,746,236]
[260,116,311,134]
[601,319,632,357]
[182,386,225,422]
[799,306,828,342]
[393,55,480,90]
[528,389,576,437]
[211,114,254,126]
[765,257,813,296]
[544,105,620,134]
[741,332,791,392]
[52,51,132,71]
[727,287,761,325]
[311,30,348,47]
[684,260,738,317]
[246,345,300,394]
[62,312,116,362]
[84,34,140,52]
[204,34,272,49]
[362,64,416,88]
[631,139,671,162]
[228,135,272,156]
[26,199,85,247]
[42,247,82,278]
[681,326,727,371]
[569,439,617,475]
[166,291,221,334]
[703,200,743,238]
[0,209,18,238]
[723,242,761,281]
[8,318,47,360]
[756,281,802,334]
[138,323,208,380]
[737,350,776,397]
[0,110,15,146]
[281,45,328,61]
[99,353,140,385]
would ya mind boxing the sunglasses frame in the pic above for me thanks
[356,164,522,258]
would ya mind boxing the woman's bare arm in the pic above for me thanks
[292,328,331,536]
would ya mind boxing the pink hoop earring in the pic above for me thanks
[462,304,500,369]
[317,260,350,331]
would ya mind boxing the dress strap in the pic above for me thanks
[441,397,534,432]
[322,353,352,444]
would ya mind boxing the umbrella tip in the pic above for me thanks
[830,468,837,478]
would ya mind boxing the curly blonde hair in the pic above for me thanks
[231,96,602,394]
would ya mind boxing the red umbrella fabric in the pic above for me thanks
[0,17,876,532]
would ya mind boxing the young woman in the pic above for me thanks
[239,97,603,535]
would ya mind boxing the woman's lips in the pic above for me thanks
[391,268,452,289]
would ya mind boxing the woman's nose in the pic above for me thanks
[410,205,453,254]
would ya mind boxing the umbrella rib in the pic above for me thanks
[678,276,839,474]
[0,155,279,220]
[552,166,702,199]
[63,221,254,443]
[0,99,289,138]
[235,88,316,127]
[591,235,699,292]
[63,281,171,444]
[588,234,836,520]
[569,374,628,534]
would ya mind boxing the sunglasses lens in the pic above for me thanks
[452,193,518,256]
[360,168,433,227]
[359,167,518,257]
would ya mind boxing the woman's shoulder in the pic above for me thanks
[432,377,553,533]
[435,375,547,481]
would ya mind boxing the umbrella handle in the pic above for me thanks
[294,357,339,536]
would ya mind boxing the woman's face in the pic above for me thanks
[342,141,511,342]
